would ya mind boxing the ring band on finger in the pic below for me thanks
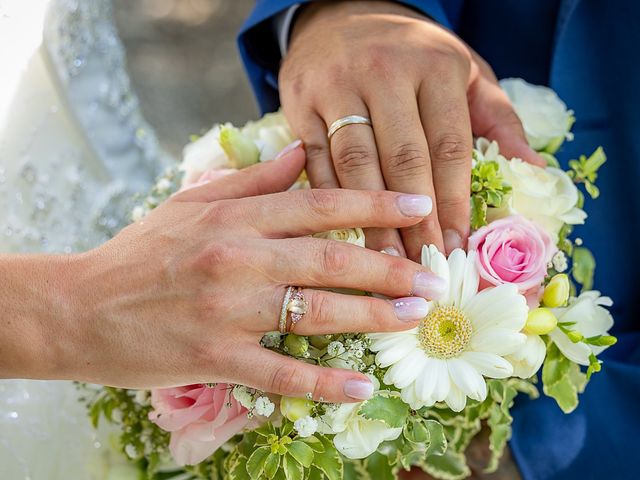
[327,115,372,141]
[279,286,309,333]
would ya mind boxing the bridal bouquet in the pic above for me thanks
[85,79,616,480]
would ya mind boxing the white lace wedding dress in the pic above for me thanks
[0,1,171,478]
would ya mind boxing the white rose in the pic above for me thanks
[317,400,402,459]
[180,125,228,186]
[241,111,296,161]
[313,228,365,247]
[506,332,546,379]
[549,291,614,366]
[492,156,586,242]
[500,78,574,153]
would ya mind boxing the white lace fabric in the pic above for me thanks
[0,1,170,477]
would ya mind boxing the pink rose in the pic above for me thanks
[181,168,238,191]
[468,215,556,305]
[149,384,248,465]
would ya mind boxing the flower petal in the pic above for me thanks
[444,385,467,412]
[470,328,526,356]
[460,351,514,379]
[446,358,487,401]
[464,284,527,332]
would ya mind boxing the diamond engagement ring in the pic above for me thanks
[327,115,372,140]
[279,286,308,334]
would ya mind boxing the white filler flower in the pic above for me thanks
[293,416,318,438]
[254,396,275,417]
[550,291,614,365]
[369,246,528,411]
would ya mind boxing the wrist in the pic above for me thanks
[291,0,425,44]
[0,253,83,380]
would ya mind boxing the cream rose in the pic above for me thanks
[500,78,574,152]
[241,111,295,161]
[313,228,365,247]
[491,157,586,242]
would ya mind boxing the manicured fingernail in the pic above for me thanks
[381,247,401,256]
[397,194,433,217]
[275,139,303,159]
[393,297,429,322]
[443,229,464,254]
[344,379,374,400]
[413,271,447,300]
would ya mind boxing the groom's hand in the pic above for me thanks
[279,0,545,260]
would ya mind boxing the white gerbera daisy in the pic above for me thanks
[369,246,528,412]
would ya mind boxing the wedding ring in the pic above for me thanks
[279,286,308,333]
[327,115,372,140]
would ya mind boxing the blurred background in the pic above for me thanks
[113,0,259,158]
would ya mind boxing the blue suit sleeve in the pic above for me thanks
[237,0,454,114]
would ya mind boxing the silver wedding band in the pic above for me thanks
[327,115,372,140]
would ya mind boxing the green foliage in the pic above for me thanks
[358,392,409,428]
[470,160,512,229]
[572,246,596,291]
[421,449,471,480]
[567,147,607,199]
[542,343,587,413]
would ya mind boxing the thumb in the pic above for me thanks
[468,76,546,167]
[174,140,305,203]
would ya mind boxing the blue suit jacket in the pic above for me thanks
[239,1,640,478]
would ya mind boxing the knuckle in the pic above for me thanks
[431,133,470,164]
[333,143,374,173]
[387,143,429,177]
[304,189,341,217]
[270,363,304,395]
[305,142,329,162]
[319,241,351,277]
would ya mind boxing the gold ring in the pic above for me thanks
[327,115,372,140]
[279,286,308,333]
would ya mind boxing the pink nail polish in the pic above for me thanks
[393,297,429,322]
[413,271,447,300]
[381,247,401,257]
[344,379,374,400]
[276,139,303,159]
[396,194,433,217]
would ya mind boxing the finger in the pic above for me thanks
[286,108,340,189]
[323,96,406,255]
[229,346,375,402]
[367,83,444,260]
[173,142,306,203]
[263,237,447,300]
[231,189,433,237]
[257,288,428,335]
[468,75,546,167]
[419,76,473,254]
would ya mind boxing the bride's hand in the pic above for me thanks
[57,144,445,402]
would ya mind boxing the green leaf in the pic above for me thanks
[542,343,587,413]
[88,396,103,429]
[264,453,281,479]
[540,152,560,168]
[301,436,325,453]
[246,446,271,480]
[287,441,314,468]
[572,246,596,291]
[313,435,343,480]
[358,392,409,428]
[229,456,251,480]
[403,417,429,444]
[422,449,471,480]
[283,454,302,480]
[424,420,447,458]
[470,195,488,230]
[364,451,395,480]
[486,404,511,473]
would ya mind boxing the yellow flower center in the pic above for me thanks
[418,305,472,359]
